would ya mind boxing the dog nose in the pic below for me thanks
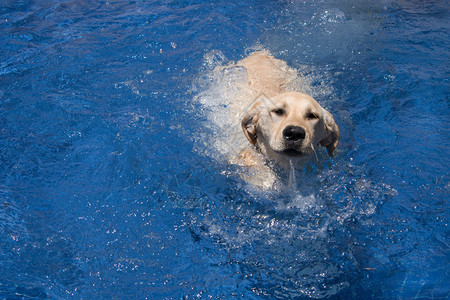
[283,126,306,143]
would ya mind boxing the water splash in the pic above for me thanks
[288,159,296,188]
[311,143,319,163]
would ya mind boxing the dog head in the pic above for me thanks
[241,92,339,165]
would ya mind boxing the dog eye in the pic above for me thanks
[307,112,319,120]
[272,108,285,116]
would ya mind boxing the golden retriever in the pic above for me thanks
[197,51,340,189]
[234,51,339,169]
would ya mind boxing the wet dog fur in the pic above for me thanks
[215,51,340,188]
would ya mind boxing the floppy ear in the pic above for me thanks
[320,109,340,157]
[241,102,261,145]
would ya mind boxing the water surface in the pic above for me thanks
[0,0,448,299]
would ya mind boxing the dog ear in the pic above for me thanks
[320,109,340,157]
[241,102,261,145]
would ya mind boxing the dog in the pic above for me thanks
[241,91,339,168]
[197,51,340,189]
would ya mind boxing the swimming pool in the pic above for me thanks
[0,0,448,298]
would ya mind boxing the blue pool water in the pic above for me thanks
[1,0,448,299]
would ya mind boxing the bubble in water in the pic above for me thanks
[317,8,346,24]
